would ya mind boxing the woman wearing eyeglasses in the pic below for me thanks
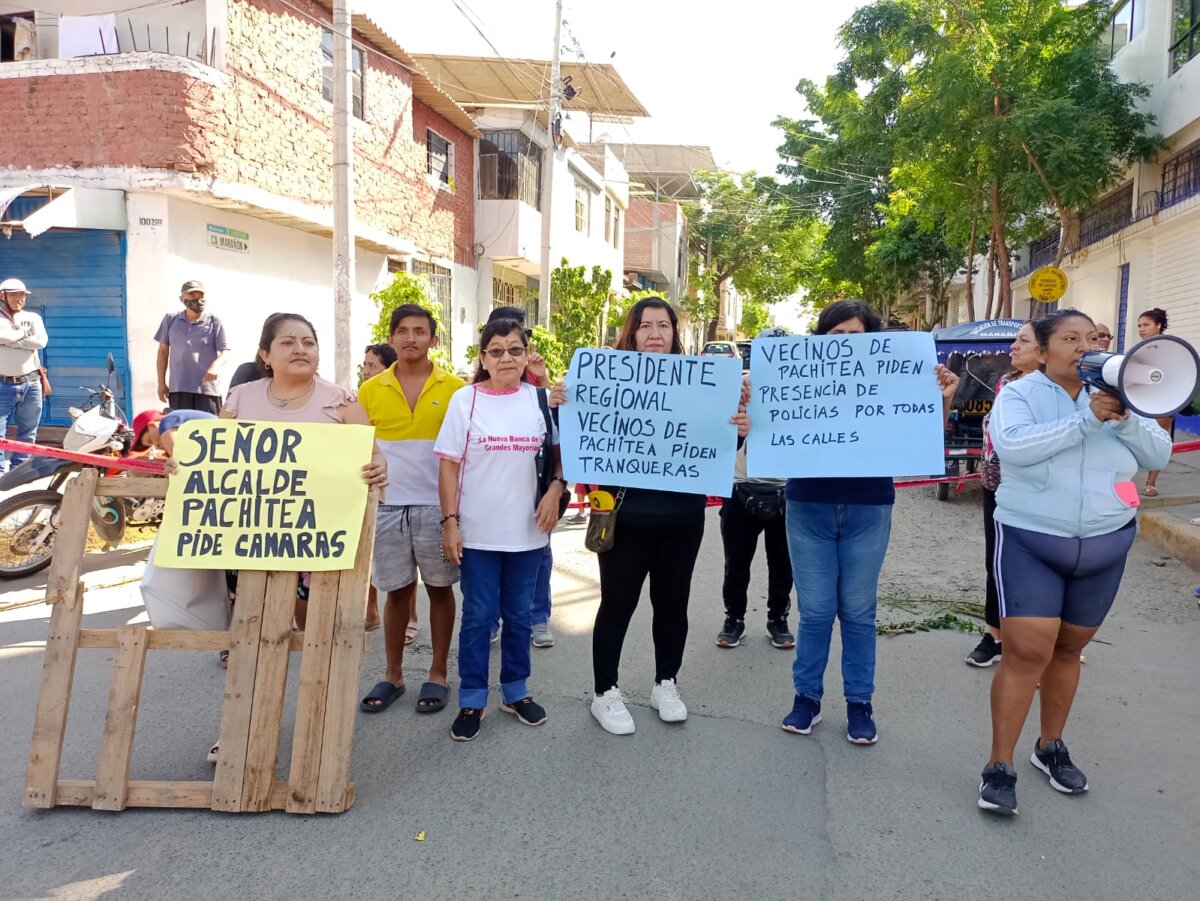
[434,318,565,742]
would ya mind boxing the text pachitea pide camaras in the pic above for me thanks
[172,423,346,560]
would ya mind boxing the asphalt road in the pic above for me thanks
[0,484,1197,901]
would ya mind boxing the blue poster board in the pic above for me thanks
[746,332,944,478]
[559,348,743,496]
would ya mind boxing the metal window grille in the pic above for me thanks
[1161,141,1200,208]
[426,130,453,185]
[479,130,543,209]
[1079,183,1133,247]
[411,260,452,345]
[1028,231,1059,272]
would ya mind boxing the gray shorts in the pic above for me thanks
[372,505,459,592]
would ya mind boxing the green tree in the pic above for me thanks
[685,170,813,339]
[369,272,452,371]
[779,0,1159,319]
[548,258,612,370]
[739,297,772,337]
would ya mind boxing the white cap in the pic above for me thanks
[0,278,30,294]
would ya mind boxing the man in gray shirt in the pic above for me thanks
[154,280,229,415]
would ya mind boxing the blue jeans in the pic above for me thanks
[458,546,543,709]
[786,502,892,704]
[0,378,43,472]
[532,542,552,625]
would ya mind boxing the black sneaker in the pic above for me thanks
[767,617,795,649]
[978,762,1018,815]
[965,633,1002,667]
[1031,739,1089,794]
[451,708,483,742]
[501,697,547,726]
[716,617,746,648]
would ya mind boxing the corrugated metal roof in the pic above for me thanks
[411,54,649,119]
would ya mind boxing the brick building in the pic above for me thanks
[0,0,479,422]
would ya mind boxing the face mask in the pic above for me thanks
[185,297,206,314]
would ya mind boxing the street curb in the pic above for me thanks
[1140,509,1200,572]
[1139,495,1200,509]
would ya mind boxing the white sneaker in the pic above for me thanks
[591,687,635,735]
[650,679,687,722]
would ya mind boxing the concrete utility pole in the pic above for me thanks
[332,0,355,387]
[537,0,563,330]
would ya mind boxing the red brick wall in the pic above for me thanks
[1,66,216,172]
[1,0,474,266]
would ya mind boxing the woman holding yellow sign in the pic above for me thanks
[220,311,388,634]
[200,311,386,764]
[551,296,750,736]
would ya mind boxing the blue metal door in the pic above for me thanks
[1116,262,1130,354]
[0,219,131,426]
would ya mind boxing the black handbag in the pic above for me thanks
[734,481,786,523]
[534,387,569,521]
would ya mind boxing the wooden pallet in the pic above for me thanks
[24,470,378,814]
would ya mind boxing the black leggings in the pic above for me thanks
[983,488,1000,629]
[593,510,705,693]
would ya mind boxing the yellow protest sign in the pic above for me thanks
[1029,266,1068,303]
[156,419,374,571]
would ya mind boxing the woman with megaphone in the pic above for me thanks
[976,309,1171,817]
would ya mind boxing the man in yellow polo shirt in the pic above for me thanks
[358,303,465,715]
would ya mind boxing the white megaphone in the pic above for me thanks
[1077,334,1200,419]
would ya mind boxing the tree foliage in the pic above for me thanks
[739,297,772,337]
[549,258,611,370]
[684,170,814,338]
[777,0,1159,321]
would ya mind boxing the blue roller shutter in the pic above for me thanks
[0,213,131,427]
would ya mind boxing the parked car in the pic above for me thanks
[700,341,738,359]
[736,340,752,372]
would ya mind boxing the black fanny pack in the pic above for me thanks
[734,482,786,523]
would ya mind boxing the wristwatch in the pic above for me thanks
[552,476,568,488]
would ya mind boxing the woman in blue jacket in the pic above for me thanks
[977,309,1171,816]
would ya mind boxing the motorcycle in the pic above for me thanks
[0,355,163,579]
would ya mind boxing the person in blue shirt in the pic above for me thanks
[780,300,958,747]
[976,309,1171,816]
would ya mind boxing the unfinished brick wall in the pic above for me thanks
[0,0,474,266]
[0,60,219,173]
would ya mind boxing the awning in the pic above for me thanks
[0,185,35,220]
[21,188,126,236]
[932,318,1026,341]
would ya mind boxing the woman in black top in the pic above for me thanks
[553,297,749,735]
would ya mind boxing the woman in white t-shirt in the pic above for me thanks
[434,318,566,742]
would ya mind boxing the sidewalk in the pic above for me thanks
[1138,444,1200,571]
